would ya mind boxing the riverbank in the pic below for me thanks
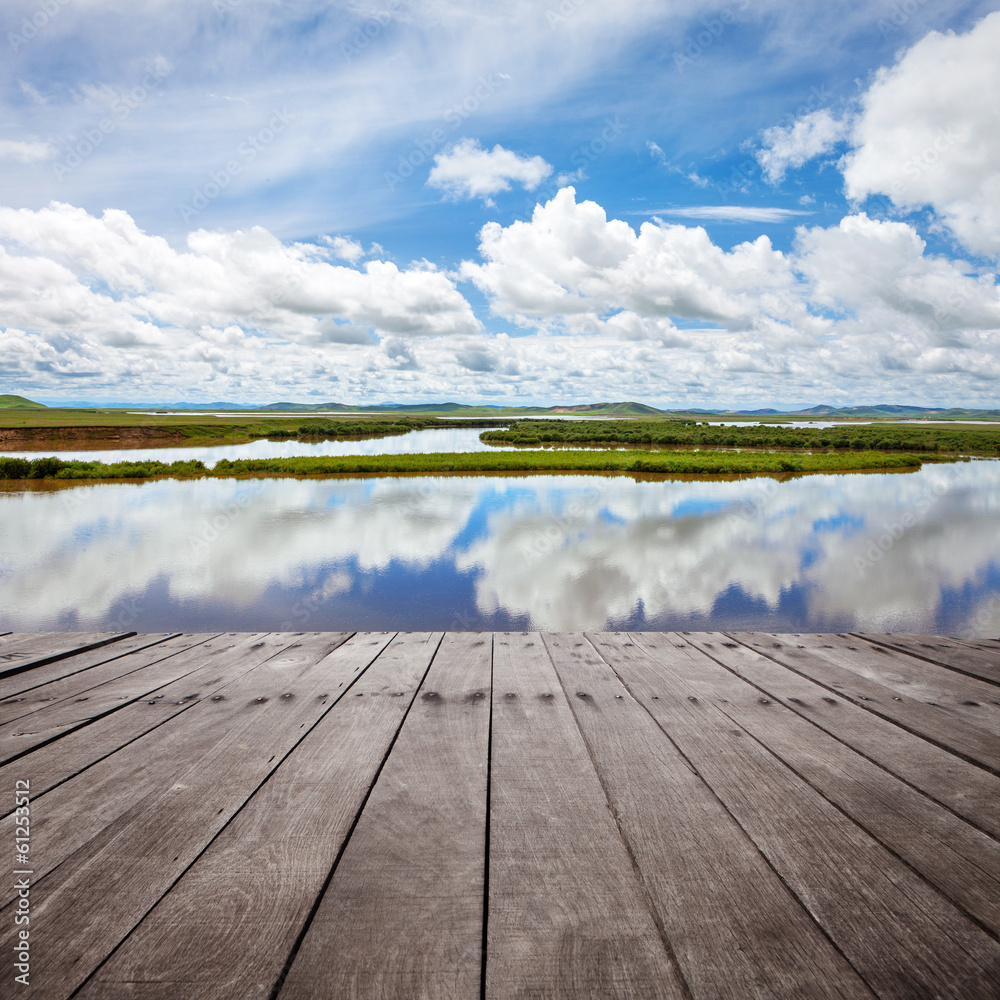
[0,449,939,481]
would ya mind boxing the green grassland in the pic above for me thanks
[0,450,940,482]
[482,419,1000,455]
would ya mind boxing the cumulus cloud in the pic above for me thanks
[756,109,850,184]
[841,11,1000,259]
[461,187,807,332]
[0,139,56,163]
[427,139,552,202]
[0,201,480,346]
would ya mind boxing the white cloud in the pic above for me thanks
[0,139,56,163]
[637,206,814,223]
[322,235,365,262]
[756,109,849,184]
[427,139,552,202]
[841,11,1000,259]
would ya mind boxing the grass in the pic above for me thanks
[481,419,1000,455]
[0,450,938,482]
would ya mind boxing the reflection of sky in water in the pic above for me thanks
[0,427,511,466]
[1,461,999,636]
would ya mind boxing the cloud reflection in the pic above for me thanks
[0,463,998,635]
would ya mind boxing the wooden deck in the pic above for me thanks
[1,630,998,999]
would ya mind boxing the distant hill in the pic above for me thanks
[0,394,46,409]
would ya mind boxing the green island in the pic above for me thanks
[481,419,1000,455]
[0,450,944,482]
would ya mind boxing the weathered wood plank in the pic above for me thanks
[856,633,1000,686]
[543,633,874,1000]
[0,635,226,760]
[486,632,687,1000]
[672,633,1000,937]
[0,631,386,998]
[0,633,353,906]
[75,631,438,1000]
[0,632,134,681]
[0,633,284,808]
[0,633,196,724]
[671,633,1000,840]
[277,631,492,1000]
[787,633,1000,730]
[592,632,1000,1000]
[731,632,1000,774]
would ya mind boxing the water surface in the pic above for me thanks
[1,461,997,636]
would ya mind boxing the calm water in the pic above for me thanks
[1,461,998,636]
[2,427,508,467]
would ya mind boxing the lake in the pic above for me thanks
[1,460,998,636]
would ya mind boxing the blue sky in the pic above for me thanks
[1,0,999,407]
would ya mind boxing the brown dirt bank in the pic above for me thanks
[0,426,191,450]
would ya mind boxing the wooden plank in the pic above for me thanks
[591,632,1000,1000]
[673,633,1000,937]
[731,633,1000,774]
[0,631,134,681]
[277,632,492,1000]
[75,631,438,1000]
[543,633,874,1000]
[0,633,190,722]
[672,633,1000,840]
[787,633,1000,732]
[0,633,353,901]
[1,635,224,759]
[0,633,286,807]
[0,631,389,999]
[857,633,1000,686]
[486,632,687,1000]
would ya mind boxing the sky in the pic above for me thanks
[1,0,999,408]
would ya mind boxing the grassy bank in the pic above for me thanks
[481,419,1000,455]
[0,450,936,482]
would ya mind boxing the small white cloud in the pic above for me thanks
[323,234,365,262]
[0,139,56,163]
[647,140,667,164]
[635,206,814,223]
[427,139,553,202]
[756,109,850,185]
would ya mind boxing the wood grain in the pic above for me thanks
[671,632,1000,840]
[0,633,182,708]
[0,632,133,682]
[486,632,687,1000]
[75,631,437,1000]
[278,631,492,1000]
[0,634,226,759]
[672,633,1000,937]
[788,633,1000,731]
[856,633,1000,686]
[592,632,1000,1000]
[0,631,375,998]
[0,633,200,725]
[544,632,873,1000]
[731,632,1000,773]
